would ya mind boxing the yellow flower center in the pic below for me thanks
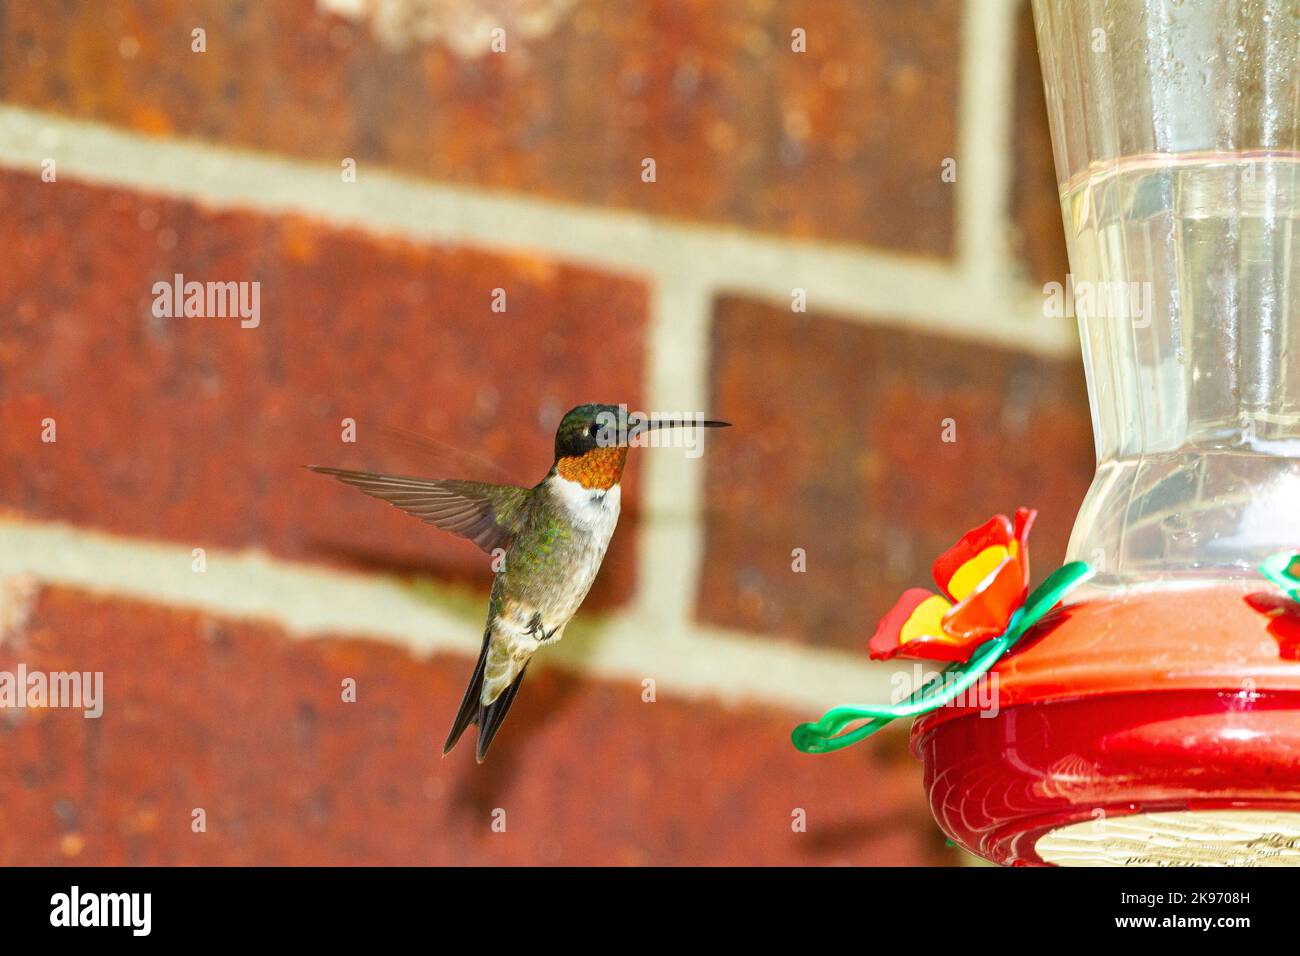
[900,595,956,645]
[947,544,1013,601]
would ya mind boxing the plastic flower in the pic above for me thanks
[794,508,1090,754]
[869,508,1037,663]
[1245,551,1300,660]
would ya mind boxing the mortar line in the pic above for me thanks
[631,275,715,628]
[0,104,1074,356]
[0,518,899,714]
[958,0,1030,293]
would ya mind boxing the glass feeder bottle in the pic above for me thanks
[910,0,1300,866]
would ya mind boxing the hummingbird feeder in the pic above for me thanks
[794,0,1300,866]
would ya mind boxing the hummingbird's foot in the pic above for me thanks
[525,612,562,643]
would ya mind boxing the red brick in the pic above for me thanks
[1011,5,1071,287]
[0,0,959,257]
[0,170,646,605]
[699,297,1094,652]
[0,586,951,865]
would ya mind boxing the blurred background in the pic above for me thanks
[0,0,1091,865]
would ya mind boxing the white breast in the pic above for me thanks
[544,476,621,618]
[548,475,621,539]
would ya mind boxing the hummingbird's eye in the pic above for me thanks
[587,424,601,439]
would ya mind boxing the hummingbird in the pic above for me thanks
[309,404,729,762]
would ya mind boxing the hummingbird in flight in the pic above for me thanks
[309,404,729,762]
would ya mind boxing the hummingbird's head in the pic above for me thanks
[552,404,730,489]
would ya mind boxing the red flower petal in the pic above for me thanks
[1013,507,1037,588]
[886,632,987,663]
[1245,591,1297,616]
[942,556,1027,640]
[1271,616,1300,662]
[1245,591,1300,661]
[868,588,934,660]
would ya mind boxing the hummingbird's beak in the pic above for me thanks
[626,417,730,441]
[642,418,730,431]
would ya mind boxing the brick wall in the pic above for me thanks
[0,0,1088,865]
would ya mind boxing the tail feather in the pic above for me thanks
[443,635,529,763]
[475,663,528,763]
[443,634,489,756]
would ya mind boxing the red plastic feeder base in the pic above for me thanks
[910,583,1300,866]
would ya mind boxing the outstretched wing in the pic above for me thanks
[307,466,530,554]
